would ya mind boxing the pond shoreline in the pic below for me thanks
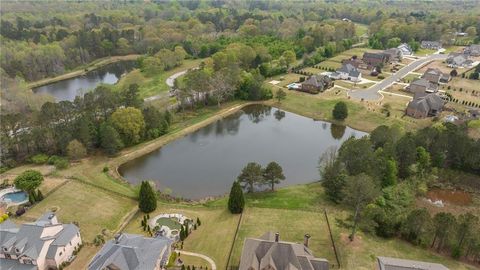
[109,101,366,201]
[28,54,141,89]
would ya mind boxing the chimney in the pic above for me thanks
[274,232,279,242]
[304,234,311,247]
[114,233,122,244]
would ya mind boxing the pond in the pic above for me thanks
[426,188,472,206]
[119,105,368,200]
[33,61,136,102]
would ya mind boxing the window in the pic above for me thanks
[59,252,63,256]
[23,259,32,264]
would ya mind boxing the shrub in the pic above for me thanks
[67,139,87,160]
[54,158,69,170]
[378,75,385,79]
[103,166,109,173]
[47,155,61,165]
[30,154,49,164]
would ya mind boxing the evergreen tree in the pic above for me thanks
[263,161,285,191]
[36,189,44,201]
[228,181,245,214]
[332,101,348,120]
[197,217,201,226]
[99,122,124,155]
[382,159,398,187]
[138,181,157,213]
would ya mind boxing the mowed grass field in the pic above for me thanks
[16,180,137,242]
[115,58,203,98]
[123,203,240,270]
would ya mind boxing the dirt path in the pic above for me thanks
[28,54,141,89]
[179,251,217,270]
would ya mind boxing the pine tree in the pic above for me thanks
[36,189,44,201]
[138,181,157,213]
[228,181,245,214]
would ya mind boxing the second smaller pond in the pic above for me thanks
[33,60,136,102]
[426,188,472,206]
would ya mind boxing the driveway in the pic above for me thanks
[348,53,447,101]
[144,67,198,102]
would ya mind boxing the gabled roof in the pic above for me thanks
[337,63,360,77]
[407,93,445,114]
[239,232,329,270]
[377,256,449,270]
[302,75,331,88]
[88,234,172,270]
[363,52,387,60]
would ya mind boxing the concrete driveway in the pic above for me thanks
[348,53,447,101]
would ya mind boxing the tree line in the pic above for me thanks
[320,123,480,264]
[0,83,171,167]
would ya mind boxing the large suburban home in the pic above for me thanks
[377,256,449,270]
[341,57,367,69]
[407,78,439,94]
[383,48,403,62]
[301,75,334,94]
[406,93,445,119]
[397,43,413,56]
[422,68,451,84]
[464,44,480,57]
[330,63,362,82]
[239,232,329,270]
[446,53,473,68]
[88,233,172,270]
[0,212,82,270]
[421,41,442,50]
[362,52,390,68]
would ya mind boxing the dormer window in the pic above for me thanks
[15,248,20,253]
[3,247,7,252]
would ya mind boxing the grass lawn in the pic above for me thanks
[228,207,338,268]
[123,203,240,270]
[66,245,100,269]
[115,58,203,98]
[268,86,422,132]
[354,23,369,37]
[178,254,211,268]
[415,48,437,56]
[403,73,421,83]
[16,180,137,242]
[317,60,342,70]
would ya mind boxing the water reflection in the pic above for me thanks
[119,105,367,199]
[330,123,347,140]
[33,61,136,102]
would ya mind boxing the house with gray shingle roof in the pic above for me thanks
[464,44,480,57]
[446,53,473,68]
[0,212,82,270]
[330,63,362,82]
[239,232,329,270]
[88,233,172,270]
[398,43,413,56]
[421,41,442,50]
[362,52,390,68]
[407,78,439,94]
[406,93,445,119]
[377,256,449,270]
[422,68,451,84]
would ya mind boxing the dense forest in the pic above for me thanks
[321,123,480,264]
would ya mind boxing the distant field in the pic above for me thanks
[354,23,369,37]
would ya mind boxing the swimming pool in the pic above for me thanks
[1,191,28,203]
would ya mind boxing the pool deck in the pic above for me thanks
[0,187,29,207]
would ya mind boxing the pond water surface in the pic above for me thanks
[119,105,367,199]
[33,61,136,102]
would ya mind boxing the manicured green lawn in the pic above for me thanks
[17,181,137,242]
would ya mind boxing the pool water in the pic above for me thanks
[2,191,28,203]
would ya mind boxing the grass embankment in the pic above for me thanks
[27,54,141,89]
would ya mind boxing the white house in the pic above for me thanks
[0,212,82,270]
[330,63,362,82]
[397,43,413,56]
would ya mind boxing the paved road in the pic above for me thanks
[349,53,447,101]
[178,250,217,270]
